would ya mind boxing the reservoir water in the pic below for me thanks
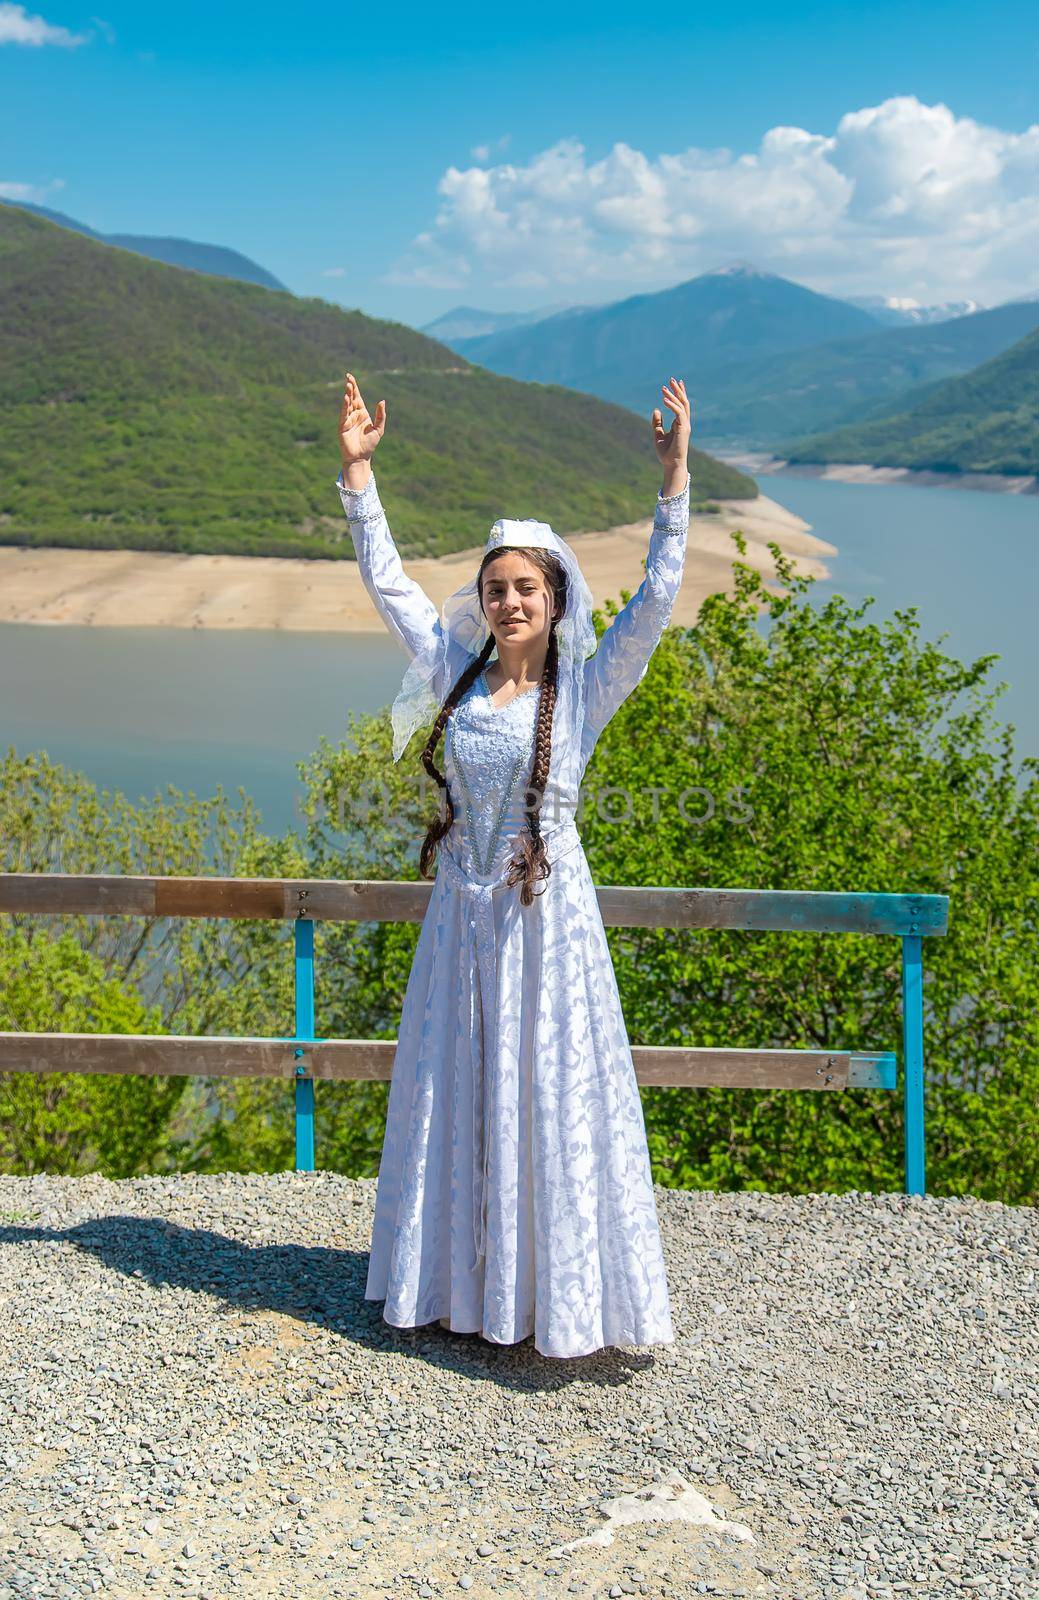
[2,475,1035,837]
[0,624,409,840]
[765,474,1038,770]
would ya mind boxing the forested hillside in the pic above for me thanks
[784,325,1039,477]
[0,206,753,559]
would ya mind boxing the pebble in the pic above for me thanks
[0,1172,1036,1600]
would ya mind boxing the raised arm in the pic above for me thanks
[335,373,440,662]
[579,377,692,765]
[335,467,441,661]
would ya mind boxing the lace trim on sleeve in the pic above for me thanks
[655,476,691,534]
[334,468,380,520]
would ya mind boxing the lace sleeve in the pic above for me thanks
[579,476,690,764]
[335,469,440,661]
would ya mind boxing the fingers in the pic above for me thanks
[340,372,369,420]
[662,376,690,410]
[339,378,360,424]
[661,387,690,427]
[340,370,373,436]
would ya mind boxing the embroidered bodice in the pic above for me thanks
[335,467,690,882]
[443,669,555,878]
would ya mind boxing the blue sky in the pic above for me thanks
[3,0,1038,327]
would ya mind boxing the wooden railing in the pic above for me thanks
[0,873,949,1194]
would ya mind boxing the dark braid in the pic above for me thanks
[505,622,559,906]
[418,632,495,879]
[418,545,568,899]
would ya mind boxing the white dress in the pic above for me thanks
[336,467,690,1358]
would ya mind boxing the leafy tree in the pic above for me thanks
[0,749,300,1174]
[0,925,171,1175]
[579,538,1039,1201]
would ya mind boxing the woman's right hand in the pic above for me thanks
[339,372,387,469]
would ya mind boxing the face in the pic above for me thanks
[480,551,558,649]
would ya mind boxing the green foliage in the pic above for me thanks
[0,747,301,1175]
[0,204,753,559]
[0,925,172,1175]
[785,324,1039,475]
[578,541,1039,1201]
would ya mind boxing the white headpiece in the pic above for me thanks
[390,516,598,762]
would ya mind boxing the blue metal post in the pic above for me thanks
[294,916,316,1172]
[901,933,926,1196]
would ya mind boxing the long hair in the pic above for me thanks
[418,545,568,906]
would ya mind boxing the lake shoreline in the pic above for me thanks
[715,452,1039,496]
[0,492,832,634]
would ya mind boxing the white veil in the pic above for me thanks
[389,516,598,762]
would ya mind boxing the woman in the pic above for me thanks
[335,371,691,1359]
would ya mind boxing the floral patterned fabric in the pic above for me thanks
[335,469,689,1357]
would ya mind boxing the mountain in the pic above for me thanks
[782,325,1039,478]
[5,199,286,291]
[420,303,582,341]
[693,298,1039,446]
[847,295,984,327]
[440,265,881,414]
[0,204,753,560]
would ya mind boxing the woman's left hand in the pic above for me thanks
[652,377,692,491]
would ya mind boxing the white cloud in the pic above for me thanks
[389,97,1039,306]
[0,3,89,45]
[0,176,65,202]
[321,266,347,278]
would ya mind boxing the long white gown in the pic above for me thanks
[336,466,690,1358]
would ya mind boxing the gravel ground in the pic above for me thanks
[0,1172,1035,1600]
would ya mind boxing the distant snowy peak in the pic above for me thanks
[703,261,777,280]
[849,294,985,326]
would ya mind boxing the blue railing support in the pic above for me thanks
[294,914,316,1172]
[901,932,926,1196]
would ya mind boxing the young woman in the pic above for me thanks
[335,372,691,1359]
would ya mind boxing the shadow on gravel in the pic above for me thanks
[0,1213,661,1391]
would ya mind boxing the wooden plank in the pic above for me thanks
[630,1046,850,1089]
[0,874,157,917]
[0,873,949,936]
[597,886,948,937]
[0,1033,396,1081]
[0,1034,896,1090]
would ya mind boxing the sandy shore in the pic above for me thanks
[718,451,1039,495]
[0,493,832,633]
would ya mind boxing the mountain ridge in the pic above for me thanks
[5,199,287,291]
[444,267,882,415]
[782,324,1039,477]
[0,204,753,561]
[694,298,1039,446]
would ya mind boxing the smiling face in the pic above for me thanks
[479,549,560,650]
